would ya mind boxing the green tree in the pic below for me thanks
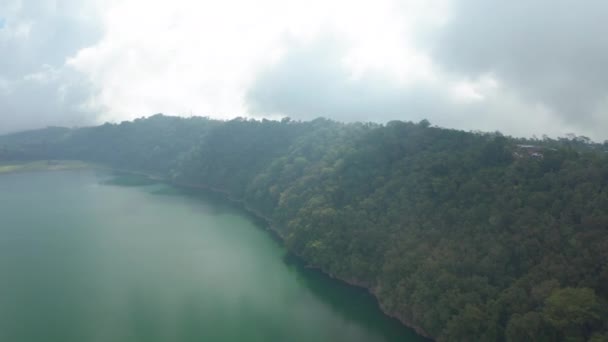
[543,287,602,341]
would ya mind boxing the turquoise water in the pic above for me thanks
[0,170,424,342]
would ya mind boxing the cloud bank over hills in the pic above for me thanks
[1,0,607,140]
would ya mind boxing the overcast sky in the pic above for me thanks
[1,0,607,140]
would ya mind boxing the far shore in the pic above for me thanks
[0,160,93,175]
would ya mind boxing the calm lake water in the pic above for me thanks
[0,170,425,342]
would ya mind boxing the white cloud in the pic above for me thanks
[0,0,102,134]
[450,74,498,103]
[432,0,608,140]
[2,0,607,140]
[68,0,447,123]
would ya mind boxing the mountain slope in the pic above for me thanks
[1,115,607,341]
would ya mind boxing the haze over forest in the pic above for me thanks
[1,0,608,140]
[1,1,608,342]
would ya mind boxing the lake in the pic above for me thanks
[0,170,425,342]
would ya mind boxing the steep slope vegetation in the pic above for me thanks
[1,115,607,341]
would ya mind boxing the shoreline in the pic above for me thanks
[1,163,434,340]
[0,160,92,175]
[156,177,434,340]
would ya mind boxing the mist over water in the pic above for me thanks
[0,170,424,342]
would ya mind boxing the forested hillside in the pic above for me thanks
[1,114,607,341]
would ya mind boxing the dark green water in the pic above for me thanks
[0,170,425,342]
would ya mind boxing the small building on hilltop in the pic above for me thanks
[514,144,544,159]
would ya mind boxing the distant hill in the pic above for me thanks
[0,126,71,145]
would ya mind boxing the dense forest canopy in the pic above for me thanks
[1,114,607,341]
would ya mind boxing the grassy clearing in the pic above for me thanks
[0,160,92,174]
